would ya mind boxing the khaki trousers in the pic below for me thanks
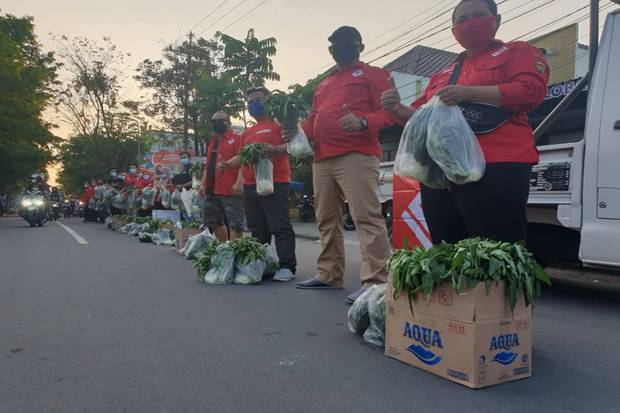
[313,152,390,288]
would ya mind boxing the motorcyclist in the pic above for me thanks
[50,187,64,203]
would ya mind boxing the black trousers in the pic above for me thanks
[84,206,97,222]
[110,206,123,216]
[420,163,532,245]
[244,183,297,272]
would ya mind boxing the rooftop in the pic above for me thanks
[383,45,458,78]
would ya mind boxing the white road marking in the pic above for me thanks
[56,222,88,245]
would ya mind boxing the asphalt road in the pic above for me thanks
[1,216,619,413]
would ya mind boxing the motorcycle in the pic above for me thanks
[297,194,315,223]
[76,200,85,218]
[50,201,62,221]
[19,194,47,227]
[62,199,74,218]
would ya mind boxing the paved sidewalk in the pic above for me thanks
[292,220,359,246]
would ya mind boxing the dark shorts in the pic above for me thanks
[204,195,244,230]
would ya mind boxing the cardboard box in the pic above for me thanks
[111,217,129,231]
[174,228,202,253]
[385,281,532,389]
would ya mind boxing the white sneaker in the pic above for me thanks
[273,268,295,282]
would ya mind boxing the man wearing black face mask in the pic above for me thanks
[199,111,244,242]
[285,26,395,304]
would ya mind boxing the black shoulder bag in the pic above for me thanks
[448,60,513,134]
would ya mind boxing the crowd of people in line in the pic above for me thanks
[80,0,550,304]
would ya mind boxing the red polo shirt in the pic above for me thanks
[203,130,242,196]
[240,119,290,185]
[411,40,549,164]
[303,62,396,162]
[124,174,139,188]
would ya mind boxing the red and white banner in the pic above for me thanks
[392,175,432,250]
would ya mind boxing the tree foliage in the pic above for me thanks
[136,35,223,154]
[57,134,140,194]
[0,14,58,192]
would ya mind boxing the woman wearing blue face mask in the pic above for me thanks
[172,152,193,190]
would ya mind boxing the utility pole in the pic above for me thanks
[589,0,599,75]
[183,32,194,153]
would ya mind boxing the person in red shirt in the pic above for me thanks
[198,111,244,242]
[80,179,97,222]
[286,26,394,304]
[228,86,297,282]
[124,164,139,188]
[381,0,549,245]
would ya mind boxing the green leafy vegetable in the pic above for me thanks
[240,143,266,166]
[193,239,221,280]
[386,238,551,311]
[229,237,266,264]
[264,90,309,128]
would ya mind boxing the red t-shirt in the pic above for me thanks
[240,119,291,185]
[124,174,139,188]
[203,130,242,196]
[411,40,549,164]
[303,62,396,162]
[80,186,95,203]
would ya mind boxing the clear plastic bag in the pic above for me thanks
[161,188,171,209]
[346,283,387,347]
[233,259,266,285]
[425,96,486,185]
[119,222,139,235]
[363,284,387,347]
[204,243,235,285]
[183,230,214,259]
[287,124,314,158]
[254,158,274,196]
[262,244,279,276]
[394,101,449,189]
[171,190,184,211]
[112,193,126,210]
[151,229,176,246]
[141,188,156,209]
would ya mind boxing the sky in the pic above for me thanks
[2,0,618,184]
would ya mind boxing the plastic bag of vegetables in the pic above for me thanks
[182,230,214,260]
[255,158,274,196]
[263,244,279,277]
[241,144,274,196]
[204,243,235,285]
[171,189,184,211]
[347,284,385,336]
[120,222,139,235]
[131,222,151,237]
[425,96,485,185]
[265,90,313,158]
[161,188,171,209]
[112,193,126,210]
[231,237,267,285]
[394,101,449,189]
[141,187,156,209]
[151,229,176,246]
[287,125,313,158]
[362,284,387,347]
[194,240,221,281]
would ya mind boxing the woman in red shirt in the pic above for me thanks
[381,0,549,244]
[228,86,297,282]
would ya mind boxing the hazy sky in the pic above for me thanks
[3,0,617,184]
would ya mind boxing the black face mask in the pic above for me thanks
[213,122,228,135]
[331,43,360,64]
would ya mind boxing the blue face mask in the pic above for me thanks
[180,158,190,167]
[248,100,265,117]
[129,168,137,174]
[110,172,117,177]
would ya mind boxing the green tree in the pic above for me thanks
[216,29,280,126]
[136,34,222,154]
[0,14,58,193]
[57,133,142,194]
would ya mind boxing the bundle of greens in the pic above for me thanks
[171,189,184,211]
[161,188,171,209]
[264,90,313,158]
[193,239,221,280]
[204,243,236,285]
[240,143,266,166]
[182,221,203,230]
[189,162,204,178]
[230,237,268,285]
[386,238,551,311]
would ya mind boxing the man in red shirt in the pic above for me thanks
[287,26,394,304]
[228,86,297,282]
[124,164,139,188]
[199,111,244,242]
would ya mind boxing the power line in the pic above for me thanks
[259,0,300,27]
[197,0,250,37]
[219,0,270,33]
[172,0,230,45]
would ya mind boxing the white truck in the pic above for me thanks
[528,7,620,273]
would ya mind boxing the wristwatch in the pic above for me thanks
[360,116,369,131]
